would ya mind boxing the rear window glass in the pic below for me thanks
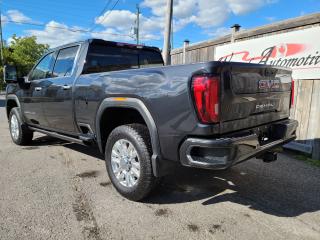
[53,46,79,77]
[82,44,163,74]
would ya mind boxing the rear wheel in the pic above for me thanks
[9,107,33,145]
[105,124,157,201]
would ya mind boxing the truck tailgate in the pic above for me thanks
[219,64,292,134]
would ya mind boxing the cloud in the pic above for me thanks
[7,10,33,23]
[174,0,196,19]
[95,10,136,31]
[141,0,166,17]
[226,0,266,15]
[141,0,195,18]
[94,9,163,41]
[25,21,87,47]
[3,9,42,26]
[207,27,232,38]
[94,0,272,41]
[191,0,229,28]
[92,3,193,42]
[90,28,134,42]
[141,0,277,29]
[24,20,137,47]
[1,14,8,26]
[14,0,279,47]
[265,16,276,22]
[6,37,14,46]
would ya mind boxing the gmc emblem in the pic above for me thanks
[258,79,281,90]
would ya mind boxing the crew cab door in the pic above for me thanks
[42,45,80,134]
[22,52,56,126]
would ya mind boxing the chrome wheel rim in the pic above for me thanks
[111,139,140,188]
[10,114,19,140]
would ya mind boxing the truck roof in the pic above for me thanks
[49,38,161,52]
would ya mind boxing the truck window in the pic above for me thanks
[29,52,55,80]
[82,44,163,74]
[53,46,79,77]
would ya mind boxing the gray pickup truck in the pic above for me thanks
[5,39,298,201]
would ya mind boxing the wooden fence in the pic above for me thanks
[171,13,320,159]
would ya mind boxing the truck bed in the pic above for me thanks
[74,60,293,162]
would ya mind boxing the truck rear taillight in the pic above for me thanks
[192,76,219,123]
[291,78,294,108]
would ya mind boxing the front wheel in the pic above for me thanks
[105,124,158,201]
[9,107,33,145]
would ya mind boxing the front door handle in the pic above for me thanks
[63,85,71,90]
[35,87,42,91]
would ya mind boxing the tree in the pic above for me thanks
[0,35,49,90]
[7,35,49,77]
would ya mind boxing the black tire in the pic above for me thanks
[105,124,158,201]
[9,107,33,145]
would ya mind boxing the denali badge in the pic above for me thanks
[256,103,274,109]
[258,79,280,90]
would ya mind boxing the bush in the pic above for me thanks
[0,81,5,91]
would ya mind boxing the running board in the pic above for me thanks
[79,134,95,142]
[29,127,85,145]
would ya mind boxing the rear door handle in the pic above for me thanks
[35,87,42,91]
[63,85,71,90]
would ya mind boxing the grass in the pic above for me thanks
[294,154,320,168]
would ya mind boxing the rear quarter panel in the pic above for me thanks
[74,61,292,162]
[74,62,219,161]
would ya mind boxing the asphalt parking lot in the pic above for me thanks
[0,95,319,240]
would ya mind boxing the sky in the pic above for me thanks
[2,0,320,49]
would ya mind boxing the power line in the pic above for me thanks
[88,0,112,29]
[3,19,134,38]
[3,1,114,27]
[89,0,120,31]
[5,19,158,41]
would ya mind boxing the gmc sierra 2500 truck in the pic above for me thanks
[5,39,298,201]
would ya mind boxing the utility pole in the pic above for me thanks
[171,18,173,51]
[0,1,5,86]
[135,4,140,45]
[162,0,173,65]
[0,2,4,67]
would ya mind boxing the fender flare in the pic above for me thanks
[6,95,21,119]
[95,97,162,176]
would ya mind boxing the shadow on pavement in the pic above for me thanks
[30,135,320,218]
[32,135,66,146]
[31,135,104,160]
[145,163,320,218]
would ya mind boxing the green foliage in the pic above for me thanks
[0,35,49,90]
[6,35,49,77]
[0,73,4,91]
[294,154,320,167]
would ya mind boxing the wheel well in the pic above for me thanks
[6,100,18,119]
[99,107,149,152]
